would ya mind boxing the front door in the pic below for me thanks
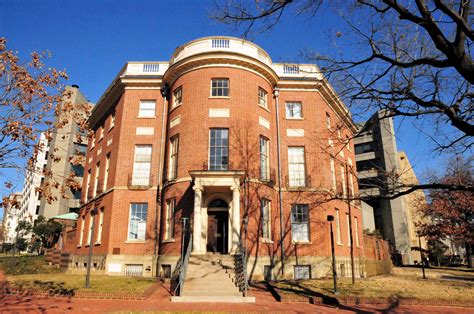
[207,211,228,253]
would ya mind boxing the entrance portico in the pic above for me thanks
[189,171,245,255]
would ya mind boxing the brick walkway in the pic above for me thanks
[1,271,472,313]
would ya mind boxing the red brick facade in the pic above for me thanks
[69,37,364,279]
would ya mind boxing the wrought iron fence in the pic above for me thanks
[171,219,192,296]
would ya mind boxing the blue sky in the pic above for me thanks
[0,0,447,217]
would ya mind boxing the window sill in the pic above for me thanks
[285,117,304,120]
[209,96,230,99]
[163,238,175,243]
[77,245,82,248]
[94,242,101,246]
[85,244,90,247]
[137,116,156,119]
[125,240,146,244]
[98,137,104,143]
[108,125,114,132]
[260,238,273,244]
[292,240,311,245]
[337,242,343,246]
[259,104,270,112]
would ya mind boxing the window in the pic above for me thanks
[138,100,156,117]
[90,134,95,150]
[355,142,373,154]
[128,203,147,240]
[348,159,354,197]
[356,159,379,171]
[294,265,311,280]
[165,199,175,240]
[258,87,268,108]
[110,111,115,130]
[74,143,87,156]
[330,158,336,191]
[87,214,94,245]
[79,216,85,246]
[71,164,84,177]
[211,79,229,97]
[264,265,273,281]
[132,145,152,185]
[99,124,104,140]
[291,204,309,242]
[340,164,346,197]
[97,208,104,243]
[354,216,360,247]
[288,147,306,187]
[173,87,182,109]
[285,102,302,118]
[94,162,100,196]
[346,213,352,246]
[169,136,179,180]
[209,129,229,170]
[86,169,91,200]
[335,209,342,245]
[260,137,270,181]
[326,113,331,129]
[103,153,110,191]
[261,199,271,239]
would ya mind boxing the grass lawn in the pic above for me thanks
[272,266,474,303]
[7,273,157,294]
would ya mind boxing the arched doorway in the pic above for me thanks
[207,199,229,254]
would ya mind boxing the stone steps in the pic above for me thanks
[171,254,254,303]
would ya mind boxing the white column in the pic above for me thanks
[192,185,203,254]
[231,185,241,253]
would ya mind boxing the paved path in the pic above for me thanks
[1,271,472,313]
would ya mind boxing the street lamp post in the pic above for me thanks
[327,215,338,294]
[85,208,98,289]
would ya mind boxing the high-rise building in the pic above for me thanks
[354,110,422,265]
[70,36,363,282]
[2,192,23,244]
[39,85,91,218]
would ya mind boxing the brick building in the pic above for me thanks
[72,36,363,280]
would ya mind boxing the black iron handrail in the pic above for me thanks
[171,219,192,296]
[233,218,249,296]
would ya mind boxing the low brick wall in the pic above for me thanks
[363,235,392,276]
[45,249,70,269]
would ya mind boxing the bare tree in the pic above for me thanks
[0,37,90,206]
[214,0,473,193]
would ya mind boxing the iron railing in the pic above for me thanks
[171,219,192,296]
[233,218,249,296]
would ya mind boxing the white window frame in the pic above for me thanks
[168,136,179,180]
[330,157,336,191]
[288,147,306,187]
[86,214,93,246]
[285,102,302,119]
[138,100,156,118]
[109,111,115,130]
[128,203,148,241]
[261,199,271,240]
[346,213,352,246]
[294,265,311,280]
[85,169,91,200]
[173,86,182,109]
[335,209,342,245]
[165,199,175,240]
[348,159,354,198]
[260,136,270,181]
[291,204,310,242]
[209,128,229,170]
[132,145,152,186]
[210,78,229,97]
[103,153,110,191]
[258,87,268,109]
[96,208,104,244]
[355,216,360,247]
[94,162,100,197]
[340,164,347,197]
[79,216,85,246]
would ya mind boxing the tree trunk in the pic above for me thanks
[466,243,473,268]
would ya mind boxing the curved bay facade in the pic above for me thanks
[72,37,363,280]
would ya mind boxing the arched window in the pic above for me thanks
[208,199,228,208]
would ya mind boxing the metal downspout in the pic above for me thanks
[274,88,285,277]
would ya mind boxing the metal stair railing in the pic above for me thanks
[171,218,192,296]
[233,217,249,297]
